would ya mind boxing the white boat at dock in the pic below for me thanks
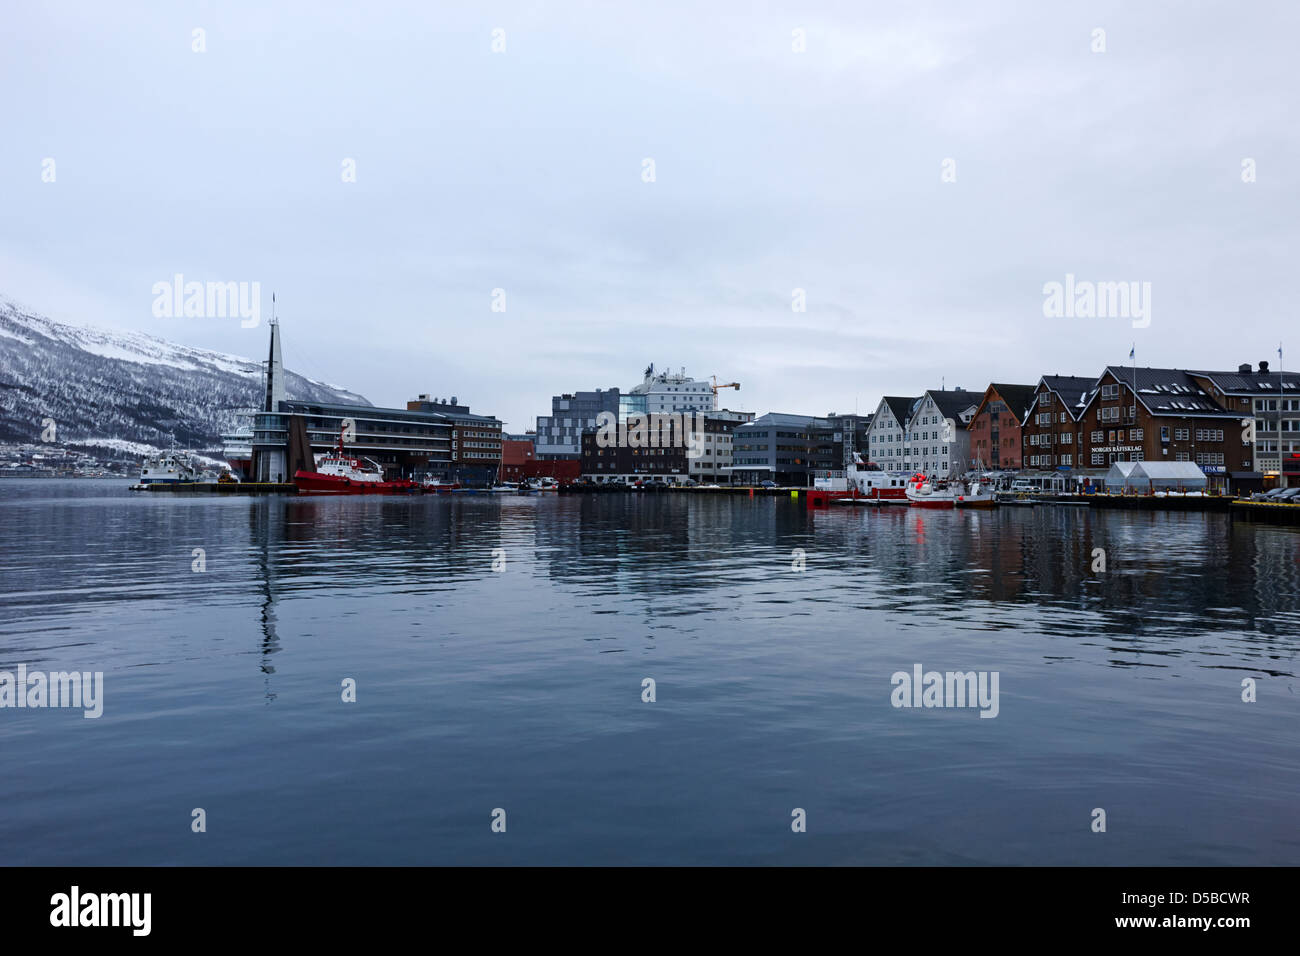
[904,474,996,509]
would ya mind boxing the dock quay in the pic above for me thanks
[1230,500,1300,525]
[1080,494,1234,513]
[131,482,298,494]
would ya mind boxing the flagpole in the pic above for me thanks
[1131,343,1137,425]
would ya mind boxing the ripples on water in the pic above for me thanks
[1,480,1297,865]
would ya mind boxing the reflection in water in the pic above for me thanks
[0,480,1297,866]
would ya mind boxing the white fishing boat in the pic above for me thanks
[904,473,996,509]
[135,450,199,485]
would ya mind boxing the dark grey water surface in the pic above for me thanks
[1,480,1297,865]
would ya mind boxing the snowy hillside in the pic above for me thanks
[0,296,371,453]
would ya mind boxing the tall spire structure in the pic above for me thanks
[263,296,285,413]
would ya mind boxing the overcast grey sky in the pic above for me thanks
[3,1,1296,430]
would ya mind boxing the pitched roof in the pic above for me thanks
[1190,367,1300,394]
[880,396,919,427]
[1037,375,1099,418]
[923,389,980,420]
[1098,366,1239,418]
[985,383,1037,420]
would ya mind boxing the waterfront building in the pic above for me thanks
[727,413,823,485]
[536,388,621,459]
[866,397,920,472]
[1074,366,1249,492]
[688,410,754,483]
[579,418,691,483]
[253,399,454,482]
[1019,375,1098,472]
[1189,361,1300,487]
[406,395,502,484]
[967,384,1036,470]
[248,323,500,484]
[500,433,536,483]
[576,410,753,484]
[823,412,874,467]
[905,389,978,478]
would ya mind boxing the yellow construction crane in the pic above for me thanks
[711,375,740,396]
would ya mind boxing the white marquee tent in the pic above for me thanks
[1104,461,1207,493]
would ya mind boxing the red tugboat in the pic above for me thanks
[293,426,422,495]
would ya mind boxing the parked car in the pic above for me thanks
[1254,487,1290,500]
[1276,487,1300,501]
[760,480,778,488]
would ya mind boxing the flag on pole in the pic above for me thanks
[1129,345,1135,360]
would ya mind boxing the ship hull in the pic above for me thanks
[225,457,253,482]
[293,470,421,495]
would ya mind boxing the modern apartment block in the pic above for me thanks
[729,413,821,485]
[535,388,621,459]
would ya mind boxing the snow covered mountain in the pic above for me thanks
[0,296,370,454]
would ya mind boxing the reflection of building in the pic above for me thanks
[967,384,1035,470]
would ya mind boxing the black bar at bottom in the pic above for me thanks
[0,866,1285,942]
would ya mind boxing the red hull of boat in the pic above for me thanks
[293,470,422,495]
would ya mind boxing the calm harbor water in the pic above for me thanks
[1,479,1297,866]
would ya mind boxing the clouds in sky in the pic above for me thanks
[2,1,1296,428]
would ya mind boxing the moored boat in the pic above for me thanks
[294,427,421,495]
[807,456,911,507]
[135,450,199,486]
[421,478,462,493]
[221,426,253,481]
[905,474,996,509]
